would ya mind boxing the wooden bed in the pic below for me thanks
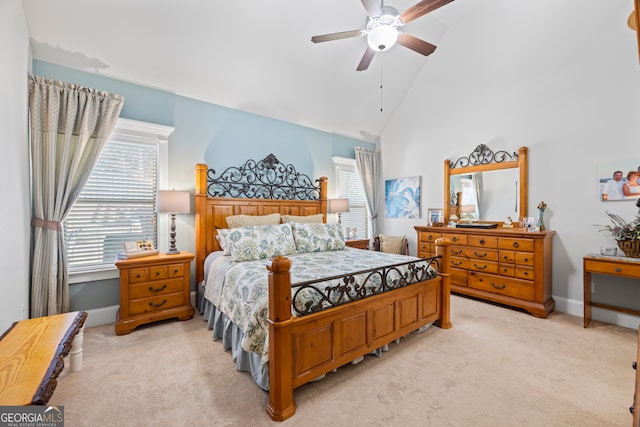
[194,154,451,421]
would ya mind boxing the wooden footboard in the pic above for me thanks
[266,238,451,421]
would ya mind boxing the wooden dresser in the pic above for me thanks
[415,226,555,318]
[115,251,194,335]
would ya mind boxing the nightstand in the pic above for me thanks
[345,238,370,250]
[115,251,194,335]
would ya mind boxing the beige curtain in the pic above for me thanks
[355,147,381,239]
[29,76,124,317]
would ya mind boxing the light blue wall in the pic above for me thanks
[32,60,374,316]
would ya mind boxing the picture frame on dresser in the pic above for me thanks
[428,208,443,225]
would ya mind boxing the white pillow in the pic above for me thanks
[218,223,296,262]
[292,223,345,253]
[225,213,281,229]
[379,235,406,254]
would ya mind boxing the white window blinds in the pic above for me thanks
[63,119,172,276]
[333,157,369,239]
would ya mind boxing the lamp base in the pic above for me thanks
[166,249,181,255]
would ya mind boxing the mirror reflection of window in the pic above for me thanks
[450,169,519,221]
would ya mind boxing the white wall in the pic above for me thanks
[0,1,31,331]
[379,0,640,327]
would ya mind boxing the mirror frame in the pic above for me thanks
[444,145,528,224]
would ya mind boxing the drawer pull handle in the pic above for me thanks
[149,299,167,308]
[479,239,485,245]
[615,267,622,273]
[452,260,463,266]
[474,251,487,257]
[174,269,179,273]
[452,249,463,255]
[491,282,506,290]
[473,264,487,270]
[148,284,167,293]
[428,235,434,240]
[633,361,637,370]
[523,257,529,262]
[523,271,528,276]
[136,274,141,278]
[452,237,458,242]
[512,242,519,248]
[503,255,508,260]
[156,271,161,276]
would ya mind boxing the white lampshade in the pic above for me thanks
[460,205,476,214]
[156,190,190,214]
[328,198,350,214]
[367,25,398,51]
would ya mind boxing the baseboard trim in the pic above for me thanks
[554,296,640,329]
[84,291,198,328]
[84,305,119,328]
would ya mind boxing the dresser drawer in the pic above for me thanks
[468,260,499,274]
[450,246,470,257]
[443,233,467,245]
[498,237,534,252]
[499,250,515,263]
[167,263,185,278]
[420,232,441,242]
[468,235,497,249]
[129,278,185,299]
[468,248,498,261]
[584,259,640,277]
[468,272,534,301]
[128,292,185,316]
[515,266,534,280]
[515,252,534,266]
[450,257,468,269]
[451,268,468,286]
[499,264,515,277]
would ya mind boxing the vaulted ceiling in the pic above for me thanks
[22,0,489,141]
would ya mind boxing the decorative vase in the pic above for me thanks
[536,208,545,231]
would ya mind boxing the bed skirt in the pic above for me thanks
[198,284,432,391]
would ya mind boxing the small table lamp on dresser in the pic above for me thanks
[157,190,190,254]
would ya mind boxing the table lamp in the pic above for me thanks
[328,198,350,224]
[156,190,190,254]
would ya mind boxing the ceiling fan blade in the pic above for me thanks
[361,0,383,17]
[356,47,376,71]
[311,29,366,43]
[397,33,437,56]
[400,0,453,24]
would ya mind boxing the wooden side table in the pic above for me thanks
[115,251,194,335]
[345,238,369,250]
[583,254,640,327]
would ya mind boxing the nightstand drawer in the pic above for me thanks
[129,278,185,299]
[129,292,185,316]
[167,263,185,278]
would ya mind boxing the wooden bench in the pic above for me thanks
[0,310,87,405]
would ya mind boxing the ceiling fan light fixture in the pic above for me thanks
[367,25,398,51]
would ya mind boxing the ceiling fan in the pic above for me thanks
[311,0,453,71]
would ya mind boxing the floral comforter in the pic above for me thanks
[204,247,434,365]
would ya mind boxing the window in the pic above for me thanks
[332,157,369,239]
[64,119,172,282]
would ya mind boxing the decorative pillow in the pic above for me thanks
[281,213,324,224]
[225,213,281,229]
[218,223,296,262]
[380,235,406,254]
[292,223,345,253]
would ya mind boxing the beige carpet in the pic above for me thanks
[54,295,637,426]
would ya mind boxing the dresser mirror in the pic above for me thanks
[444,145,528,225]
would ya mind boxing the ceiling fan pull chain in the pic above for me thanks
[380,54,384,112]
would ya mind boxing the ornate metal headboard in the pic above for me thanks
[194,154,328,283]
[205,153,321,201]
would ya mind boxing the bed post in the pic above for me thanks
[435,238,452,329]
[195,163,208,284]
[266,256,296,421]
[318,176,328,222]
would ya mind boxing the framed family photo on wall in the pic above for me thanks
[385,176,421,218]
[599,160,640,201]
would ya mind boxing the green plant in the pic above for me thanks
[599,199,640,241]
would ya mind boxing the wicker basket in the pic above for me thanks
[617,240,640,258]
